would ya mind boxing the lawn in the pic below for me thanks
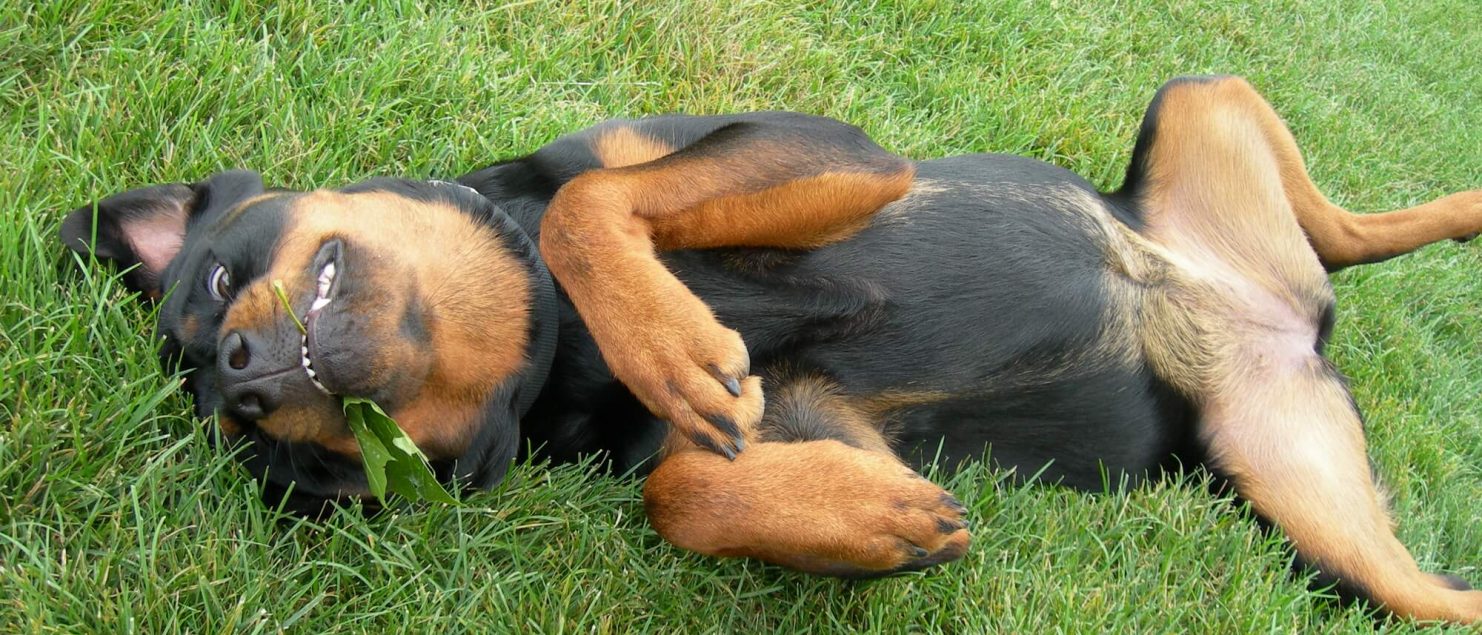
[3,0,1479,632]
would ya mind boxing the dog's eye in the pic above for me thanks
[207,264,232,301]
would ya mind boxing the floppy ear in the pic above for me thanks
[60,170,265,299]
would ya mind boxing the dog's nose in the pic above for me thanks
[219,330,283,421]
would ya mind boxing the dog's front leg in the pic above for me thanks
[540,115,913,459]
[644,438,969,577]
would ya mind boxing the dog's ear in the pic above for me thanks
[61,170,265,299]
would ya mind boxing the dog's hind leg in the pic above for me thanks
[1199,361,1481,622]
[1123,76,1482,272]
[1126,76,1481,623]
[1252,107,1482,272]
[642,374,970,577]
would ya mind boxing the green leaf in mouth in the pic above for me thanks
[342,397,459,505]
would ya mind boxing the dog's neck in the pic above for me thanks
[444,176,562,419]
[458,172,665,465]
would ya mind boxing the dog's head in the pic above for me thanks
[61,170,557,513]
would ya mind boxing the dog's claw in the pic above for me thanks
[935,516,965,534]
[697,412,748,459]
[708,363,744,397]
[691,431,743,461]
[941,493,967,515]
[703,413,741,440]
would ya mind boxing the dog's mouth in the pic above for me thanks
[300,257,337,396]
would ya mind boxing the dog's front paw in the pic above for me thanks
[588,273,762,458]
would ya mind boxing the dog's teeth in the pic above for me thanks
[317,263,335,292]
[308,375,331,396]
[298,313,330,395]
[315,262,337,299]
[310,296,331,312]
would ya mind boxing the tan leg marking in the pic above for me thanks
[590,126,675,169]
[1132,76,1481,623]
[649,170,915,250]
[645,438,968,577]
[541,138,912,458]
[1158,77,1482,271]
[1203,363,1482,623]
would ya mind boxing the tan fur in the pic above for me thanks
[215,192,282,228]
[177,314,200,342]
[221,190,531,459]
[1191,84,1482,270]
[258,400,354,454]
[217,413,243,437]
[644,439,968,574]
[1202,362,1480,622]
[219,274,284,335]
[854,388,950,439]
[591,126,675,168]
[1111,77,1482,622]
[650,170,916,250]
[541,152,912,455]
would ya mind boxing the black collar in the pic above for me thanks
[516,249,559,417]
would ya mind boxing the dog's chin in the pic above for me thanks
[214,389,521,517]
[223,422,377,517]
[249,427,519,518]
[261,476,381,519]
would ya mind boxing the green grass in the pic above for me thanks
[3,0,1480,632]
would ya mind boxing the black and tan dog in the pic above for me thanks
[62,77,1482,622]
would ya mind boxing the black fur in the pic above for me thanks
[60,84,1482,622]
[65,111,1199,504]
[461,114,1194,488]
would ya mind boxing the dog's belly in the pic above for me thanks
[684,155,1195,488]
